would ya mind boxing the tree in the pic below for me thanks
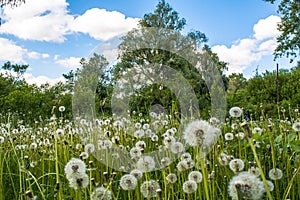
[0,0,24,7]
[264,0,300,62]
[112,0,226,118]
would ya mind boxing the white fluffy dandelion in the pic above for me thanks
[225,132,234,141]
[268,168,283,180]
[188,171,203,183]
[64,158,86,179]
[170,141,184,154]
[136,156,155,172]
[292,122,300,132]
[183,120,220,149]
[182,180,197,194]
[229,159,245,173]
[91,186,112,200]
[166,173,177,184]
[229,107,242,118]
[228,172,265,200]
[140,180,160,198]
[68,172,89,190]
[119,174,138,190]
[130,169,143,180]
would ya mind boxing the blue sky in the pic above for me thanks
[0,0,297,85]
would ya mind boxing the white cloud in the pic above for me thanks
[0,0,73,42]
[0,37,48,62]
[253,15,280,40]
[56,56,81,69]
[212,15,281,75]
[70,8,139,40]
[24,73,65,86]
[0,69,64,86]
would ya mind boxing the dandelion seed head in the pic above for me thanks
[68,173,89,190]
[228,172,265,200]
[182,180,197,194]
[292,122,300,132]
[64,158,86,179]
[229,107,242,118]
[170,141,184,154]
[137,156,155,172]
[188,171,203,183]
[140,180,160,198]
[166,173,177,184]
[120,174,138,190]
[225,132,234,141]
[130,169,143,180]
[183,120,220,149]
[269,168,283,180]
[91,186,112,200]
[229,159,245,173]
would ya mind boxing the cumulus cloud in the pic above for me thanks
[0,0,73,42]
[0,37,49,63]
[23,73,65,86]
[0,69,64,86]
[70,8,139,40]
[55,56,81,69]
[212,15,281,75]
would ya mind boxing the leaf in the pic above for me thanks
[275,134,283,143]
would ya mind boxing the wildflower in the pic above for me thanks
[135,140,146,149]
[253,127,262,135]
[64,158,86,179]
[113,120,123,128]
[229,107,242,118]
[130,147,142,159]
[79,152,89,160]
[182,180,197,194]
[181,152,192,161]
[137,156,155,172]
[143,123,150,129]
[210,117,220,126]
[235,132,245,140]
[140,180,160,198]
[218,152,231,166]
[224,132,234,141]
[59,106,65,112]
[91,186,112,200]
[163,136,175,148]
[268,168,283,180]
[120,174,138,190]
[0,136,4,143]
[177,158,194,172]
[248,167,260,177]
[229,159,245,173]
[135,122,142,129]
[183,120,220,149]
[170,141,184,154]
[166,173,177,184]
[292,122,300,132]
[84,143,95,154]
[228,172,265,200]
[130,169,143,180]
[56,128,64,136]
[68,172,89,190]
[29,143,37,150]
[160,157,171,168]
[151,134,159,142]
[188,171,203,183]
[134,129,145,138]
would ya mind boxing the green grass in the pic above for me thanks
[0,108,299,199]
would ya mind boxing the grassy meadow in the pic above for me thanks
[0,105,299,200]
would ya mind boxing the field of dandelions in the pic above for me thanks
[0,105,300,200]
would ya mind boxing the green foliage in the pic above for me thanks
[264,0,300,62]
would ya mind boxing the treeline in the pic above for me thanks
[0,60,299,122]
